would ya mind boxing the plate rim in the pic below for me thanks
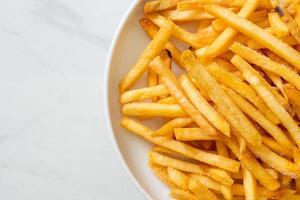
[103,0,151,199]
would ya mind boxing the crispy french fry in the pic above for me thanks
[189,174,223,192]
[147,68,158,102]
[150,57,217,135]
[281,13,300,44]
[149,162,178,188]
[222,85,294,149]
[162,10,214,22]
[242,166,257,200]
[157,96,177,104]
[174,128,221,141]
[196,0,259,59]
[152,117,193,137]
[247,144,300,177]
[222,136,280,190]
[268,12,289,38]
[120,85,168,104]
[167,167,189,190]
[188,176,220,200]
[120,23,173,92]
[148,151,234,186]
[283,84,300,120]
[152,145,183,157]
[170,189,200,200]
[139,18,184,68]
[231,55,300,147]
[230,42,300,91]
[179,74,230,136]
[144,0,177,13]
[231,184,295,198]
[122,102,187,117]
[182,50,262,146]
[204,4,300,70]
[147,14,217,48]
[265,168,279,179]
[121,117,240,172]
[177,0,272,10]
[204,59,280,125]
[262,136,294,159]
[214,58,237,72]
[216,141,229,157]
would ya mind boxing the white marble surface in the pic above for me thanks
[0,0,144,199]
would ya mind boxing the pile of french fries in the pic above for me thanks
[119,0,300,199]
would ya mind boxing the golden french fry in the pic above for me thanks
[294,148,300,194]
[216,141,229,157]
[147,14,217,48]
[144,0,177,13]
[214,58,237,72]
[189,174,223,192]
[204,4,300,70]
[177,0,272,10]
[157,96,177,104]
[181,50,262,146]
[211,19,227,32]
[149,162,178,188]
[167,167,189,190]
[231,55,300,147]
[148,151,234,186]
[248,35,299,49]
[281,13,300,44]
[152,117,193,137]
[174,128,221,141]
[152,145,183,157]
[265,168,279,179]
[179,74,230,136]
[120,85,168,104]
[230,42,300,91]
[120,23,173,92]
[262,136,294,159]
[139,18,184,68]
[122,102,187,117]
[247,143,300,177]
[222,85,294,149]
[204,59,280,125]
[170,189,200,200]
[150,56,217,135]
[188,176,220,200]
[147,68,158,102]
[196,0,259,59]
[162,10,214,22]
[231,184,295,198]
[296,4,300,29]
[262,69,287,101]
[242,166,257,200]
[222,136,280,190]
[121,117,240,172]
[268,12,289,38]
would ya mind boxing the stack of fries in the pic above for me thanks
[119,0,300,199]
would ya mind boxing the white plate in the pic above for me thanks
[104,0,169,199]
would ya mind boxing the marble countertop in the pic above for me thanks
[0,0,144,199]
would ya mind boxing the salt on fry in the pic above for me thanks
[231,55,300,147]
[121,117,240,172]
[222,85,294,149]
[179,74,230,136]
[182,50,262,146]
[196,0,259,59]
[204,4,300,70]
[150,57,217,135]
[230,42,300,91]
[120,22,173,92]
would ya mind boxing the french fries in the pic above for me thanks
[150,56,217,135]
[119,23,173,92]
[230,42,300,91]
[122,117,240,172]
[204,4,300,70]
[118,0,300,198]
[231,55,300,147]
[182,50,262,146]
[179,74,230,136]
[196,0,259,59]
